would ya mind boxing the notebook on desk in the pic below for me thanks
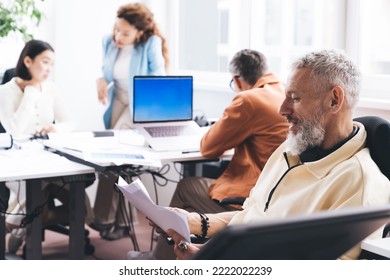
[133,76,204,152]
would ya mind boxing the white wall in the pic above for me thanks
[39,0,133,131]
[40,0,235,129]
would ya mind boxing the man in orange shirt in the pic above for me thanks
[128,49,289,259]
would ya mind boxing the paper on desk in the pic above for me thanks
[83,146,162,168]
[43,135,162,168]
[116,177,190,242]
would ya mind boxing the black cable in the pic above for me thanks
[126,200,140,251]
[0,183,28,218]
[20,182,67,228]
[0,181,66,227]
[20,205,44,228]
[126,206,140,251]
[115,175,140,251]
[101,163,183,252]
[173,162,185,179]
[149,226,156,251]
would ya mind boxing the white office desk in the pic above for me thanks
[0,144,95,260]
[38,130,233,256]
[361,237,390,258]
[42,129,233,169]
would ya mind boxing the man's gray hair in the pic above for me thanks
[228,49,268,86]
[292,49,360,110]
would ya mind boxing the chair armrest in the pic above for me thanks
[219,197,246,206]
[166,235,209,245]
[383,222,390,238]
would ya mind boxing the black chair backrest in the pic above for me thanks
[1,68,16,133]
[354,116,390,180]
[1,68,16,85]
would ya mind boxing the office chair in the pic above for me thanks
[354,116,390,259]
[354,116,390,238]
[0,68,15,133]
[1,68,16,85]
[199,160,246,206]
[192,204,390,260]
[206,160,246,206]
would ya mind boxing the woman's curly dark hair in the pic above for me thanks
[114,3,169,70]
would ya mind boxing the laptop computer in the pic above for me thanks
[192,205,390,260]
[133,76,204,152]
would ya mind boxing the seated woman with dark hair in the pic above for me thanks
[0,39,93,254]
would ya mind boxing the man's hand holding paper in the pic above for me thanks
[116,177,191,242]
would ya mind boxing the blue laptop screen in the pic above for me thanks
[133,76,193,123]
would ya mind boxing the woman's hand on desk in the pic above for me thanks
[39,125,54,136]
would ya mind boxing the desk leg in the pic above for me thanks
[25,179,43,260]
[68,182,85,260]
[0,182,6,260]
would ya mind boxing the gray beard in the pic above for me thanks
[286,120,325,156]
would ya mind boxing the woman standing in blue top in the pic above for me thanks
[92,3,169,240]
[97,2,169,129]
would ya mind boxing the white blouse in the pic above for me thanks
[113,44,133,94]
[0,78,72,138]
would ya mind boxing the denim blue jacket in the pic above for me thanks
[101,34,165,128]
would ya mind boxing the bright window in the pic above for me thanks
[171,0,346,90]
[358,0,390,75]
[168,0,390,108]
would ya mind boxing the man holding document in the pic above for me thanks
[121,50,390,260]
[116,177,191,243]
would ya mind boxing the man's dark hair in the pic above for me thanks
[228,49,268,86]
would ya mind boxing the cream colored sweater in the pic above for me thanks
[0,78,72,138]
[228,122,390,259]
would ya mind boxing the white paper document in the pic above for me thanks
[83,146,162,168]
[43,132,162,168]
[116,177,190,242]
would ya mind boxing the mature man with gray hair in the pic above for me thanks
[166,49,390,260]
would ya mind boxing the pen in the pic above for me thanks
[107,81,114,90]
[182,150,199,154]
[64,147,82,153]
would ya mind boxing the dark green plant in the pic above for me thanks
[0,0,45,41]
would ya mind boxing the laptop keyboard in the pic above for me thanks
[145,125,194,137]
